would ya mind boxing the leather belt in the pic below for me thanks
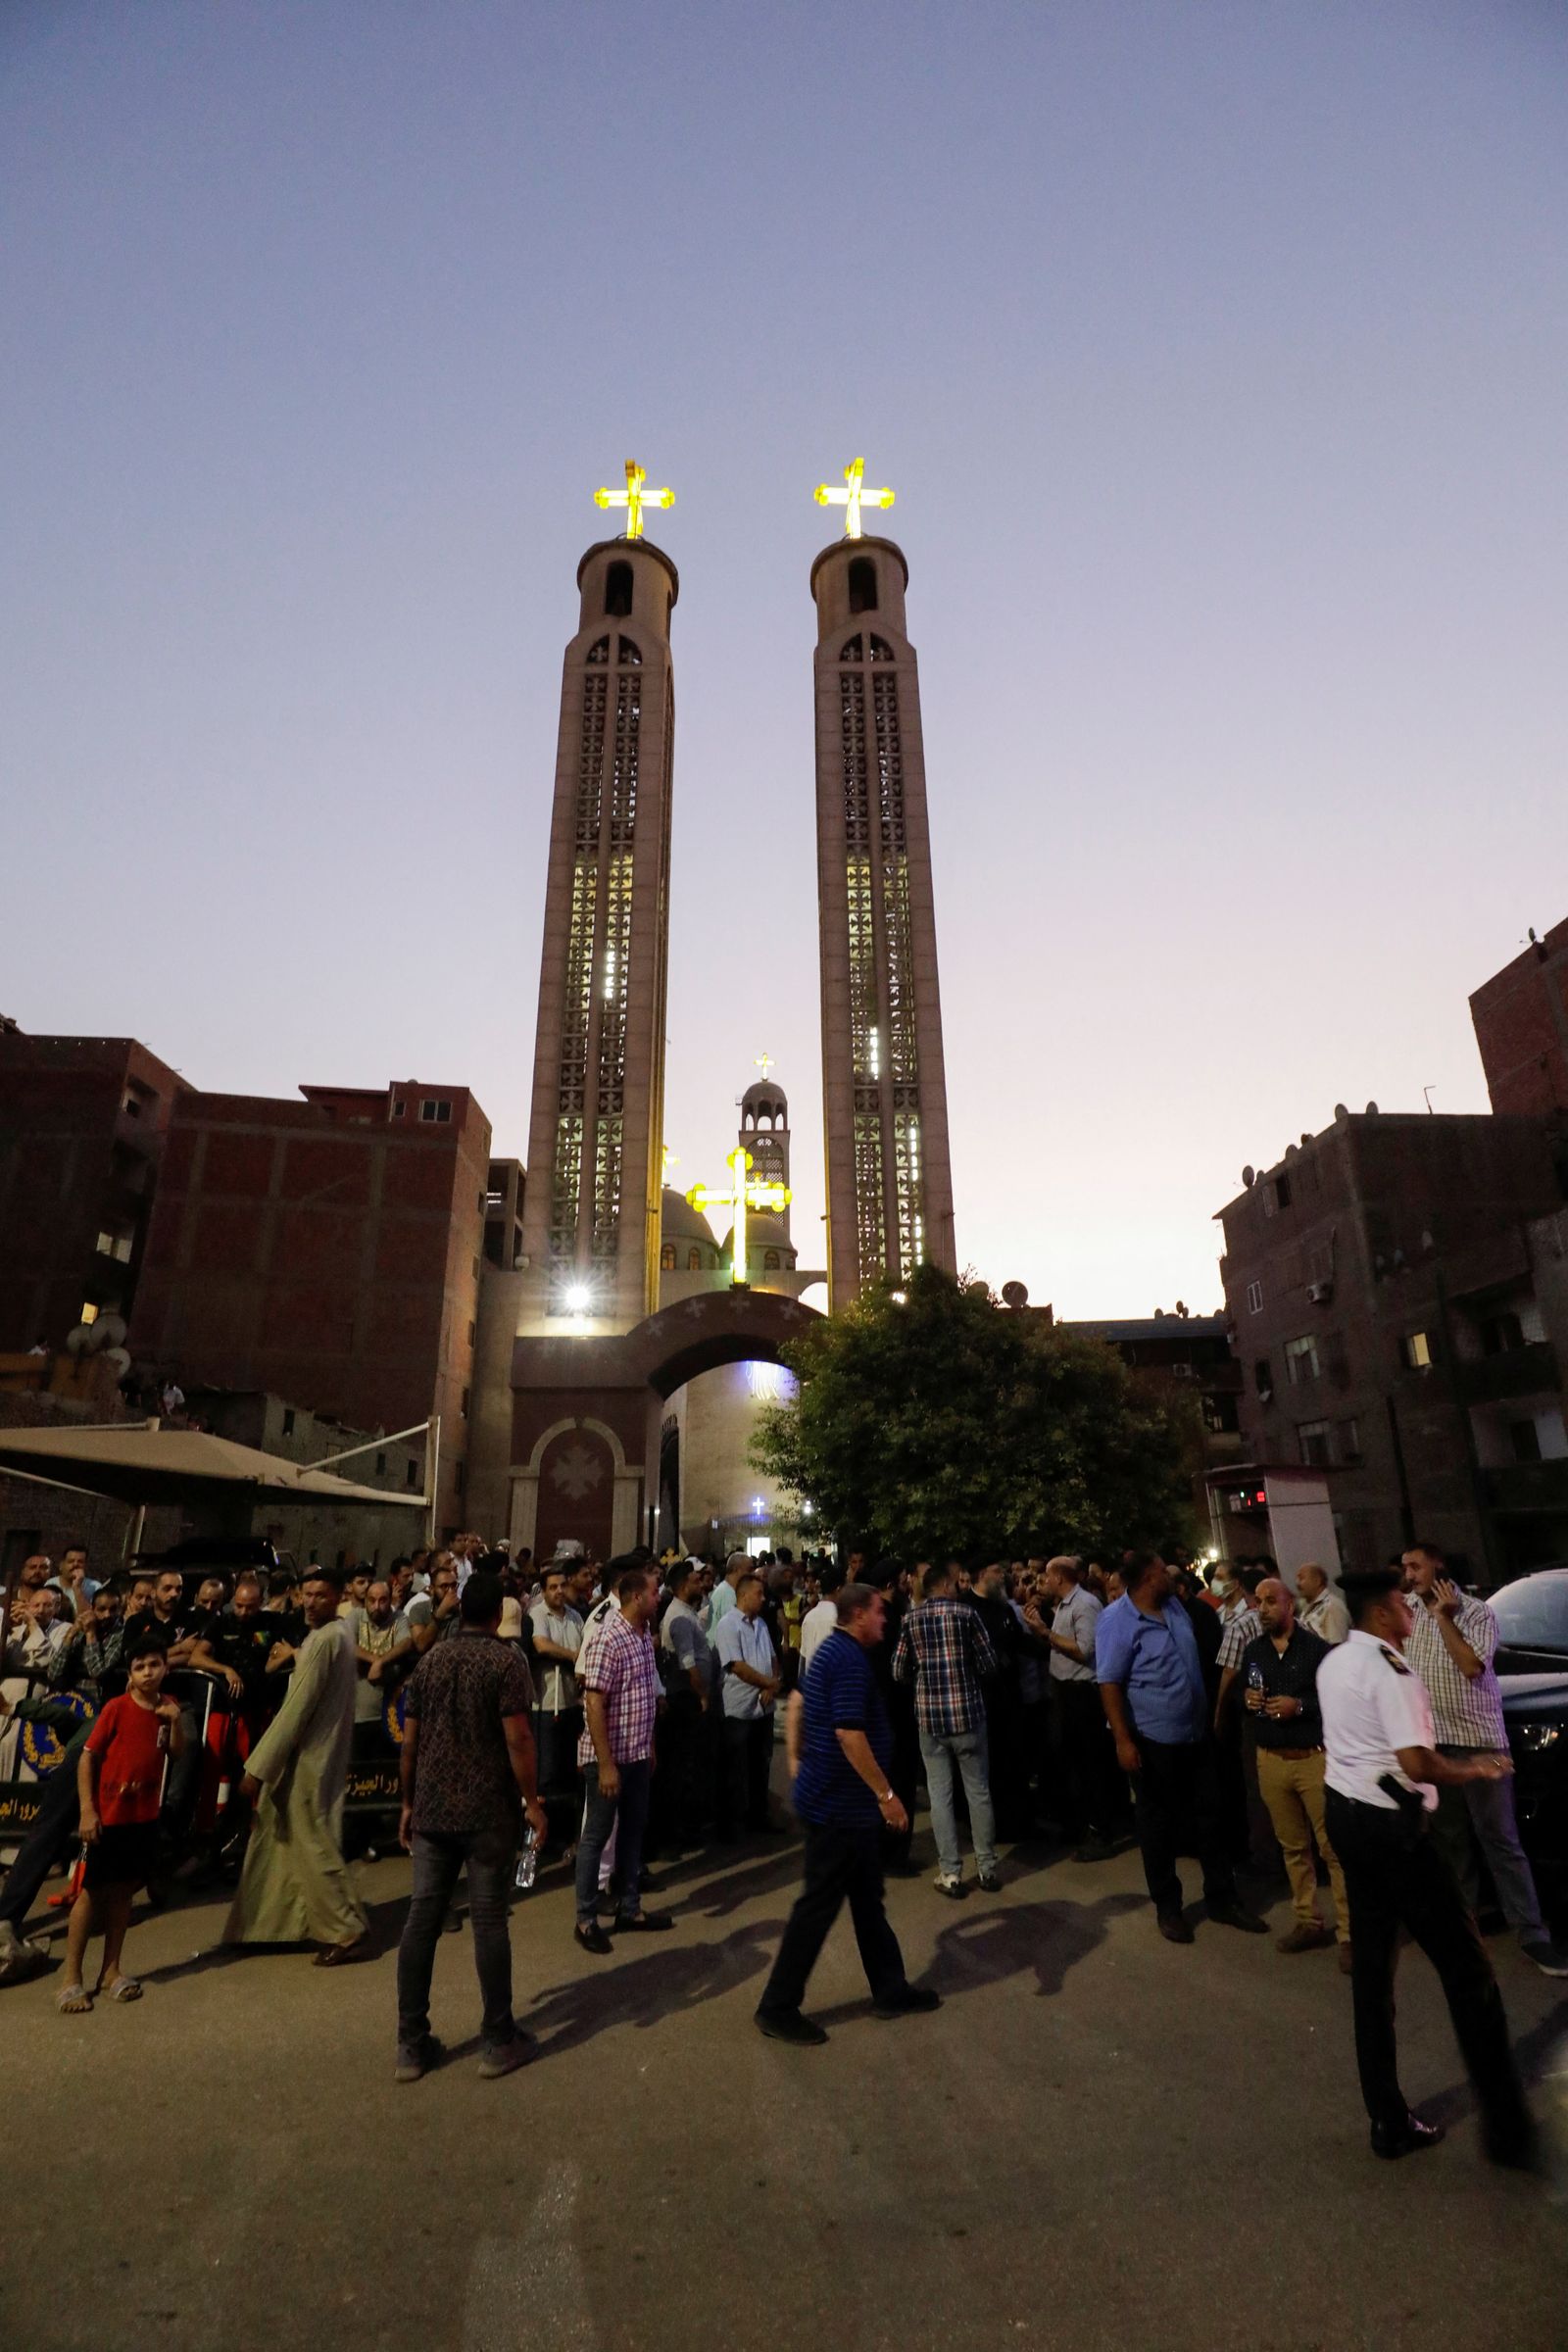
[1265,1744,1324,1761]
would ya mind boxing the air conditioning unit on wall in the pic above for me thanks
[1306,1280,1334,1304]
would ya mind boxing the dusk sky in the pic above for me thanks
[6,3,1565,1317]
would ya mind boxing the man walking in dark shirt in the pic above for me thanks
[394,1570,547,2083]
[755,1584,941,2046]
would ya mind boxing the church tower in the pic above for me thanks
[811,503,957,1308]
[517,526,678,1334]
[738,1067,791,1239]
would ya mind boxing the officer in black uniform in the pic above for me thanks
[1317,1566,1536,2164]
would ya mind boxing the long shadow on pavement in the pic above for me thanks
[520,1916,784,2058]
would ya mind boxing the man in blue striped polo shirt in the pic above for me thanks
[754,1583,941,2046]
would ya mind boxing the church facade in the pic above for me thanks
[467,469,956,1559]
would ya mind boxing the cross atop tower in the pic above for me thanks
[687,1148,791,1288]
[595,460,675,541]
[754,1052,774,1081]
[814,456,895,540]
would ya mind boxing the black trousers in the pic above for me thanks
[719,1715,773,1836]
[650,1691,710,1845]
[760,1821,908,2016]
[1055,1680,1121,1839]
[1325,1788,1532,2151]
[1131,1737,1236,1917]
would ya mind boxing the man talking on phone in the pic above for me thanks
[1400,1544,1568,1978]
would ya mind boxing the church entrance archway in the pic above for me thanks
[505,1291,823,1562]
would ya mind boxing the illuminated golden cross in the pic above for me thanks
[687,1147,791,1288]
[814,456,895,540]
[594,460,674,541]
[754,1053,774,1081]
[662,1145,679,1182]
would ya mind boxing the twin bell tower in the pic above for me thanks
[490,457,957,1556]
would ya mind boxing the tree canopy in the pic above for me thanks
[751,1265,1200,1562]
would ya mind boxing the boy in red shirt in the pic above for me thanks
[60,1636,186,2012]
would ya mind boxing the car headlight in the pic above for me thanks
[1514,1723,1561,1754]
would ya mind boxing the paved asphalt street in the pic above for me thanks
[4,1819,1567,2352]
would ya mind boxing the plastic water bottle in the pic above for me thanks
[514,1825,540,1893]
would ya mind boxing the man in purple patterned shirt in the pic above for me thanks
[574,1565,669,1955]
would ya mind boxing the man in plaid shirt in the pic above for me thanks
[1401,1544,1568,1977]
[893,1561,1000,1895]
[573,1564,668,1956]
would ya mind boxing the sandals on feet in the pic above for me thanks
[58,1984,92,2014]
[100,1977,143,2001]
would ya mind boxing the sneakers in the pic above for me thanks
[477,2033,538,2080]
[935,1875,965,1899]
[1208,1900,1269,1936]
[0,1922,48,1984]
[755,2007,828,2046]
[1276,1921,1335,1955]
[1521,1937,1568,1979]
[393,2034,444,2084]
[871,1984,942,2019]
[574,1919,614,1955]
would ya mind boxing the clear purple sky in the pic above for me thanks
[6,3,1565,1315]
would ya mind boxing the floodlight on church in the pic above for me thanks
[564,1283,592,1313]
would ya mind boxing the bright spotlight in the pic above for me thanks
[564,1283,591,1313]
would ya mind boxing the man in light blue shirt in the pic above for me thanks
[712,1575,780,1838]
[1096,1553,1266,1944]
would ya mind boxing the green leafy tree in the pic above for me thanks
[751,1264,1200,1561]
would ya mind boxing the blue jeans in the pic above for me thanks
[920,1725,998,1881]
[1432,1745,1544,1942]
[575,1758,651,1923]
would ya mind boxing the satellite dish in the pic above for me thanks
[102,1347,131,1377]
[65,1322,95,1355]
[91,1312,128,1350]
[1242,1166,1255,1188]
[1001,1280,1029,1308]
[1365,1101,1379,1116]
[1334,1103,1348,1122]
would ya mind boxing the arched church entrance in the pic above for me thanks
[506,1291,824,1563]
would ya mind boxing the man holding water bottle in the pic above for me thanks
[393,1569,547,2085]
[1236,1579,1350,1969]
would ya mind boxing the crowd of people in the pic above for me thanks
[1,1526,1561,2159]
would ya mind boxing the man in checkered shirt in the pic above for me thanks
[893,1561,1000,1895]
[1401,1543,1568,1977]
[572,1564,669,1956]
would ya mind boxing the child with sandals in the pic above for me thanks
[59,1635,185,2013]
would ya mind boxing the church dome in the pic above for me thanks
[662,1187,717,1249]
[741,1079,788,1128]
[721,1209,797,1267]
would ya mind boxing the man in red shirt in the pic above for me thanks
[59,1636,186,2013]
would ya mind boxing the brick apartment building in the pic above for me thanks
[129,1079,493,1535]
[0,1031,183,1348]
[1215,1108,1568,1584]
[1471,916,1568,1115]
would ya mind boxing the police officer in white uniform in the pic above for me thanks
[1318,1567,1535,2165]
